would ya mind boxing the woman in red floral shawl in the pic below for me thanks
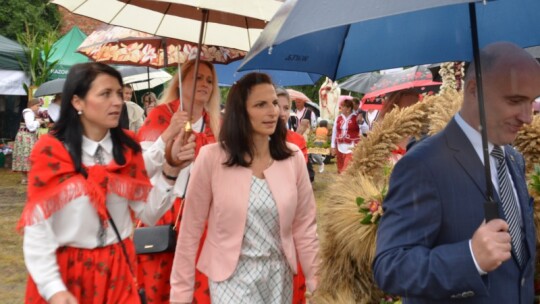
[136,59,221,304]
[18,62,196,304]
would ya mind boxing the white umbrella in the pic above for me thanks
[116,66,172,90]
[52,0,284,166]
[51,0,283,51]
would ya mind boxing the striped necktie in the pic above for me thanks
[94,145,105,166]
[491,146,526,267]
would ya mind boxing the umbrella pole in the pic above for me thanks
[187,8,210,127]
[147,66,150,90]
[469,3,498,221]
[178,48,183,112]
[165,9,209,167]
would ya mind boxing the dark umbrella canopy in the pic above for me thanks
[34,78,65,97]
[362,65,441,99]
[0,35,27,71]
[339,72,381,94]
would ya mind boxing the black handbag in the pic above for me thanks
[133,224,176,254]
[133,201,184,254]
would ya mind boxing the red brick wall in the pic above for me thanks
[57,7,105,35]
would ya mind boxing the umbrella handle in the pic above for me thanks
[164,122,193,167]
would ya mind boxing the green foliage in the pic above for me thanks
[17,24,59,95]
[0,0,60,41]
[530,164,540,195]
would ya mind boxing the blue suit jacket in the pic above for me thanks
[373,118,535,303]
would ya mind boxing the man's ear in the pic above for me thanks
[464,78,477,101]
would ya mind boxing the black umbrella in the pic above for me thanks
[34,79,65,97]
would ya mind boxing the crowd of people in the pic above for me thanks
[14,41,540,304]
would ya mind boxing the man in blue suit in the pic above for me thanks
[373,42,540,303]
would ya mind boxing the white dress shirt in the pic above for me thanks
[23,132,175,301]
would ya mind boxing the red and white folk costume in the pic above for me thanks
[19,131,175,303]
[331,113,361,173]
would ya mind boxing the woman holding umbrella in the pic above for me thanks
[136,58,221,304]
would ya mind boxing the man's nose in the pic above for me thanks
[518,102,533,124]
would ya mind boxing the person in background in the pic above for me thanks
[47,94,62,124]
[277,87,308,162]
[378,89,419,121]
[377,89,420,162]
[18,62,195,304]
[119,84,145,132]
[170,72,319,304]
[276,87,311,302]
[352,97,369,136]
[136,59,221,304]
[313,119,329,173]
[373,42,539,304]
[293,95,317,129]
[12,98,42,185]
[331,98,361,174]
[142,91,158,116]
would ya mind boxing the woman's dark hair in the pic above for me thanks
[341,98,354,109]
[219,72,292,167]
[52,62,141,176]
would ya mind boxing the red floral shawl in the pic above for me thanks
[17,132,152,231]
[137,99,215,155]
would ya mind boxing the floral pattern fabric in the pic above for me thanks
[78,25,246,68]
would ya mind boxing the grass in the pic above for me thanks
[0,168,27,303]
[0,162,337,303]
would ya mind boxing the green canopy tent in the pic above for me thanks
[47,26,88,80]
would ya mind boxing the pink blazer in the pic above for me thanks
[170,143,319,303]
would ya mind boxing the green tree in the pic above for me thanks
[17,24,59,98]
[0,0,60,41]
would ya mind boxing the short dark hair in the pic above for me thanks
[52,62,141,176]
[219,72,292,167]
[318,120,328,128]
[352,97,360,106]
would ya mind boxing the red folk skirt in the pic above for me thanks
[25,239,140,304]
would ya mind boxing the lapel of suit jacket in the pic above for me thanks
[444,118,490,201]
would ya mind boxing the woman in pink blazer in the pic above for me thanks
[170,72,319,304]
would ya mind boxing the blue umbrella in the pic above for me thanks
[240,0,540,79]
[214,60,321,86]
[239,0,540,219]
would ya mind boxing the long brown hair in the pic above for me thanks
[220,72,292,167]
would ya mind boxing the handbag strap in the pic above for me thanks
[107,212,140,290]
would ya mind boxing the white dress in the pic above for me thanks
[208,176,293,304]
